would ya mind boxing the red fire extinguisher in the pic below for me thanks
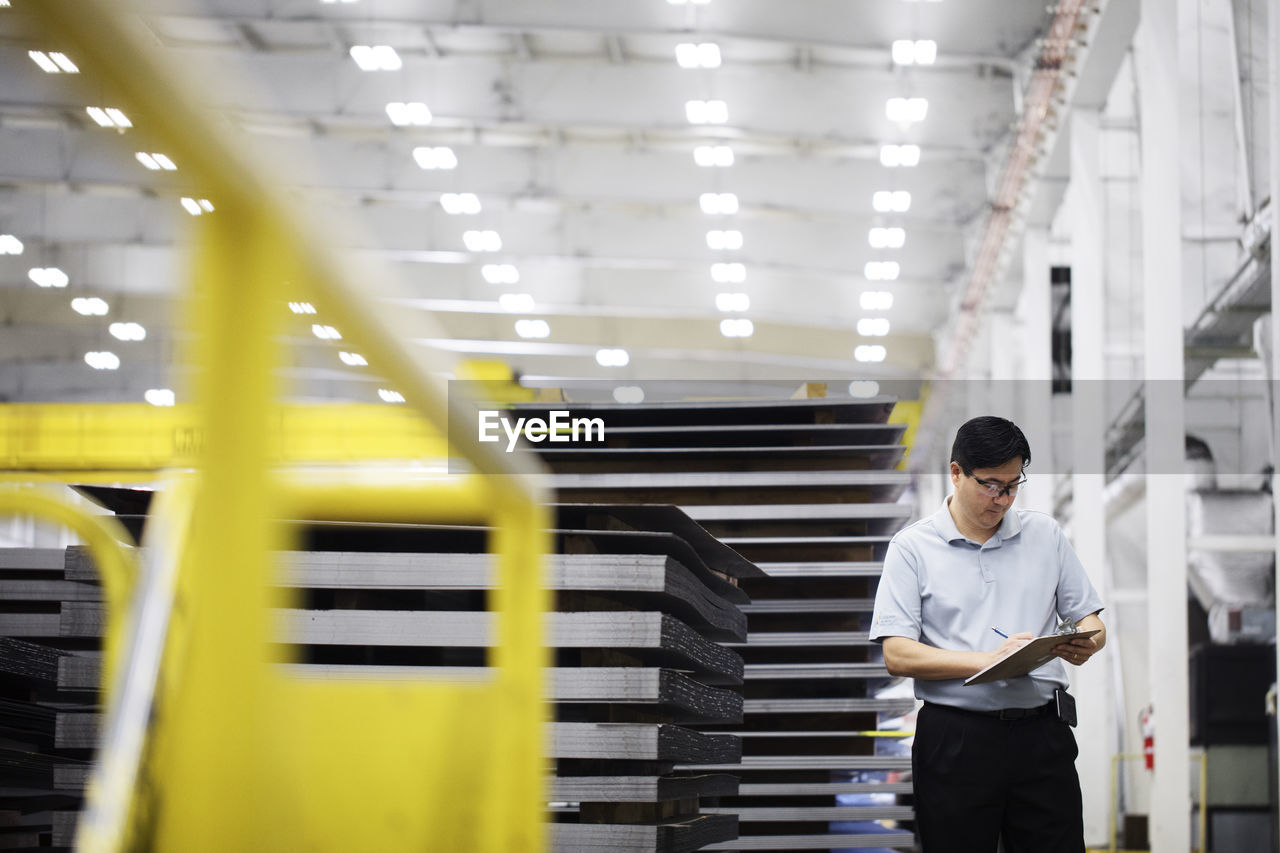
[1140,704,1154,770]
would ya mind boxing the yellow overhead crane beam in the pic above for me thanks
[6,3,552,853]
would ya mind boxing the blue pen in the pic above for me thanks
[991,627,1009,639]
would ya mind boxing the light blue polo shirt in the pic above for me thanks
[870,497,1103,711]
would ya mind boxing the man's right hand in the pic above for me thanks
[990,632,1034,664]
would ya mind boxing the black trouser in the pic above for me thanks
[912,701,1085,853]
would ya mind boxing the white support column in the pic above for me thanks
[1017,229,1055,515]
[1269,0,1280,825]
[1135,1,1190,850]
[1068,107,1113,848]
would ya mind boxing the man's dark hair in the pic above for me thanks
[950,416,1031,473]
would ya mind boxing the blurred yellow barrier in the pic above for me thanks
[18,2,552,852]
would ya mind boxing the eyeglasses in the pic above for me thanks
[968,473,1027,498]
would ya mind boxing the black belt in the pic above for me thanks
[928,700,1055,721]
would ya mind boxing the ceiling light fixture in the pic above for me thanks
[699,192,739,215]
[413,146,458,170]
[144,388,176,407]
[440,193,482,215]
[498,293,535,312]
[693,144,734,167]
[868,227,906,249]
[30,50,78,73]
[855,344,887,362]
[715,292,750,312]
[311,324,342,340]
[848,380,880,398]
[288,301,317,314]
[886,97,929,123]
[719,317,754,338]
[85,351,120,370]
[71,297,109,316]
[378,389,406,403]
[86,107,131,128]
[339,351,368,366]
[857,317,891,337]
[860,291,894,311]
[109,321,146,341]
[482,264,520,284]
[675,42,721,68]
[613,386,645,404]
[872,190,912,212]
[710,262,746,283]
[879,144,921,167]
[0,235,23,255]
[463,230,502,252]
[864,261,901,281]
[135,152,176,171]
[705,229,743,250]
[595,348,630,367]
[28,267,68,288]
[891,39,938,65]
[349,45,401,71]
[514,319,550,339]
[685,99,728,124]
[386,101,432,126]
[180,198,215,216]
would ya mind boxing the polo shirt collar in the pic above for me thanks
[936,496,1023,544]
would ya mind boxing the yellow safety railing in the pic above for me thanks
[1107,752,1207,853]
[15,2,552,851]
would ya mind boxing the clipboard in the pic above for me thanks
[964,629,1100,685]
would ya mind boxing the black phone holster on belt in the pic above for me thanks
[1054,687,1077,727]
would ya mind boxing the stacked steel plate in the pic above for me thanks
[521,396,918,851]
[5,492,754,853]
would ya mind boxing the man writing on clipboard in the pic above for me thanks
[870,416,1106,853]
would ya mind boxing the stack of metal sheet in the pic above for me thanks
[520,397,918,851]
[11,493,754,853]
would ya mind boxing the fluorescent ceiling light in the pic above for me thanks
[413,146,458,170]
[482,264,520,284]
[339,351,368,366]
[710,262,746,284]
[311,324,342,340]
[892,40,937,65]
[180,197,215,216]
[685,99,728,124]
[706,229,743,250]
[378,388,406,403]
[879,144,921,167]
[350,45,401,71]
[886,97,929,123]
[676,42,721,68]
[0,235,23,255]
[288,301,317,314]
[864,261,901,281]
[613,386,645,404]
[440,193,481,215]
[71,297,109,316]
[515,319,550,339]
[85,351,120,370]
[719,318,754,338]
[868,227,906,249]
[872,190,911,213]
[109,321,146,341]
[86,107,131,128]
[498,293,535,312]
[857,317,891,337]
[693,144,734,167]
[848,380,880,398]
[463,230,502,252]
[30,51,79,73]
[855,344,887,362]
[28,267,68,288]
[135,152,176,171]
[715,292,750,312]
[386,101,431,126]
[699,192,739,215]
[860,291,894,311]
[145,388,176,407]
[595,348,630,367]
